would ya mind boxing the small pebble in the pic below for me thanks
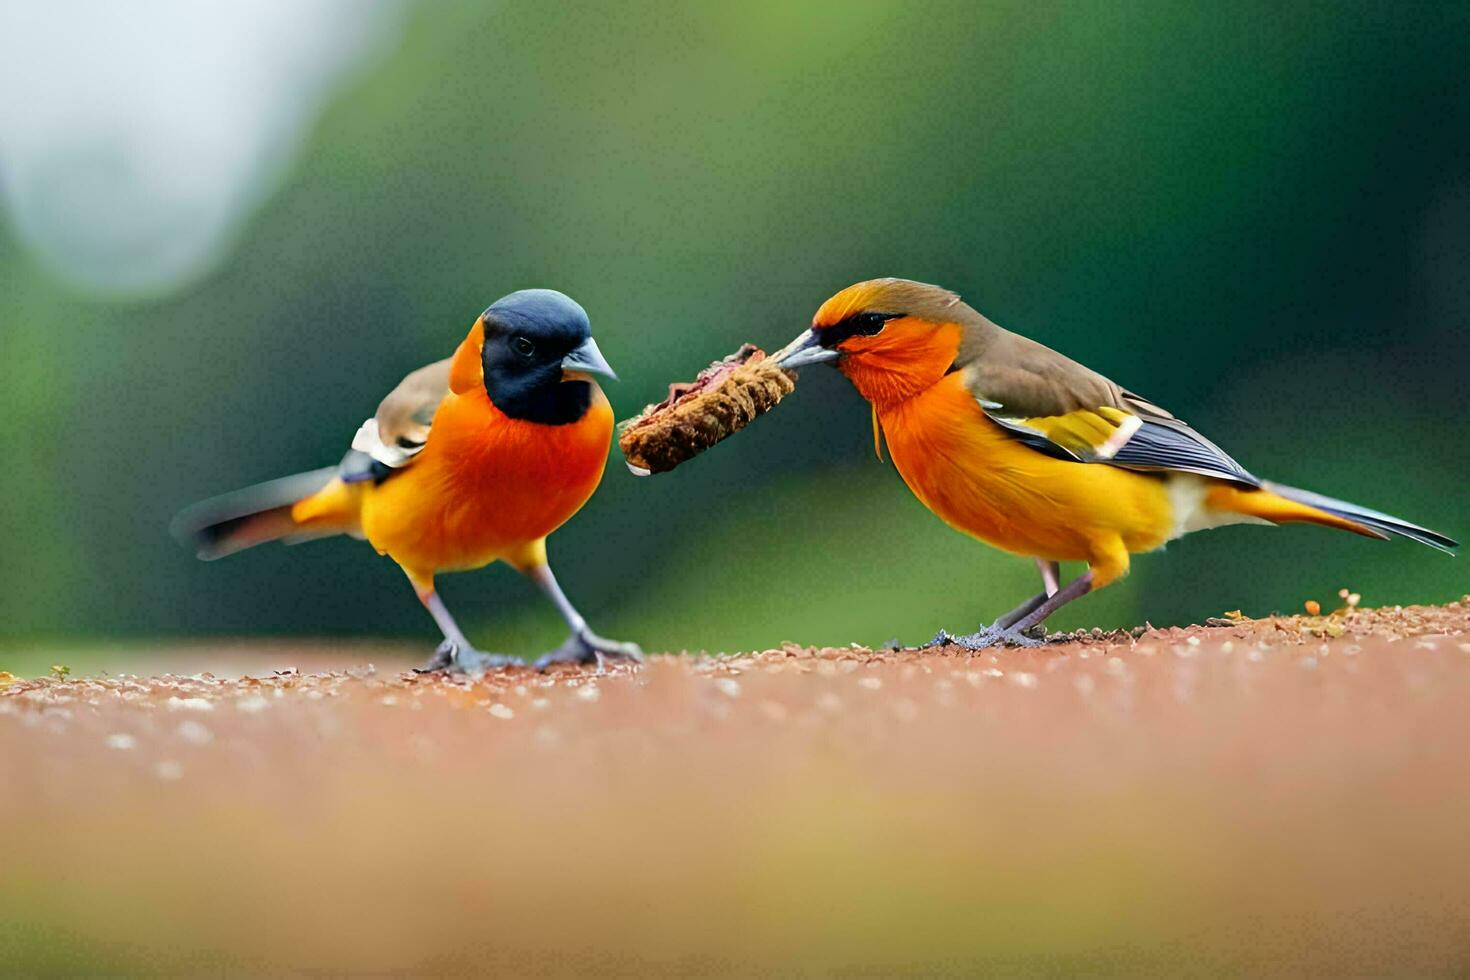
[166,697,213,712]
[175,720,213,746]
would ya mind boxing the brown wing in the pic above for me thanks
[965,331,1126,418]
[374,358,452,455]
[962,332,1257,484]
[343,358,452,478]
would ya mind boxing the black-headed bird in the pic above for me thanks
[174,289,642,673]
[774,278,1456,647]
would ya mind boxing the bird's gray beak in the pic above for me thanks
[772,328,839,370]
[562,336,618,380]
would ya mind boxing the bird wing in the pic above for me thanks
[963,332,1258,486]
[339,358,453,483]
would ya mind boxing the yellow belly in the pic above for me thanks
[879,373,1174,572]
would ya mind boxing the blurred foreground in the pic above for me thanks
[4,601,1470,974]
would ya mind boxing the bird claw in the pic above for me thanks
[415,640,522,677]
[534,631,644,672]
[925,629,958,650]
[927,625,1047,651]
[978,627,1047,649]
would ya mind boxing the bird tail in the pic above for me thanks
[171,467,361,560]
[1205,482,1457,554]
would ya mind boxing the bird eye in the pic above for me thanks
[511,336,536,357]
[853,312,895,336]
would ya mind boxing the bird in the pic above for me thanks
[172,288,643,673]
[773,277,1456,647]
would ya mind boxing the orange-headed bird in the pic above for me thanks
[775,278,1456,647]
[174,289,642,673]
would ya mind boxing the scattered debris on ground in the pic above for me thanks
[4,599,1469,974]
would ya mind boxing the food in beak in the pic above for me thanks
[617,344,797,475]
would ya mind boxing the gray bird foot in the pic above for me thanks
[927,624,1048,651]
[416,640,523,676]
[533,631,644,673]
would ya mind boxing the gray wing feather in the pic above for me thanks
[1108,418,1258,485]
[1111,390,1257,485]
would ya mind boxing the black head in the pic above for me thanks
[479,289,616,425]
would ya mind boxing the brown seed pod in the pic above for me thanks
[618,344,797,475]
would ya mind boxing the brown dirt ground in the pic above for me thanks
[4,600,1470,975]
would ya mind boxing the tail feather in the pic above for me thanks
[171,467,342,560]
[1262,481,1458,554]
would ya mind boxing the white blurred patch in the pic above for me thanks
[0,0,404,295]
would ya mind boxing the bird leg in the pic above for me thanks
[933,569,1094,651]
[525,564,644,672]
[414,588,521,676]
[928,558,1057,648]
[995,571,1094,642]
[929,592,1047,649]
[1036,558,1060,598]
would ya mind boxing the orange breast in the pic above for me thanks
[360,383,612,578]
[879,373,1174,563]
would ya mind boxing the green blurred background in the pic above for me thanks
[1,0,1465,671]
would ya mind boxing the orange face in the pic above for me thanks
[807,280,965,407]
